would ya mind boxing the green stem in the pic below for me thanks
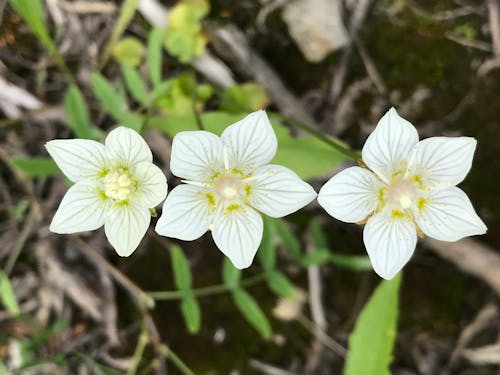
[158,344,195,375]
[126,331,149,375]
[149,273,266,300]
[271,113,360,160]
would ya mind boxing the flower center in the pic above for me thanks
[104,171,133,202]
[215,175,242,201]
[385,178,417,211]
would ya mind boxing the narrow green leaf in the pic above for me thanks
[170,245,192,292]
[181,294,201,334]
[222,258,241,289]
[275,219,302,260]
[112,37,145,67]
[90,73,127,120]
[220,83,269,113]
[258,217,276,271]
[121,65,149,106]
[10,157,59,177]
[120,112,144,132]
[0,271,20,317]
[309,219,328,250]
[148,28,164,87]
[64,84,103,140]
[330,254,372,271]
[266,271,295,298]
[301,249,332,267]
[233,289,272,339]
[344,274,401,375]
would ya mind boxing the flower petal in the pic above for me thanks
[318,166,383,223]
[247,164,316,218]
[414,187,487,241]
[410,137,477,189]
[170,131,224,181]
[221,110,277,172]
[105,126,152,168]
[133,161,168,208]
[45,139,108,182]
[155,184,215,241]
[362,107,419,182]
[104,203,150,256]
[363,212,417,279]
[212,204,263,269]
[49,181,107,233]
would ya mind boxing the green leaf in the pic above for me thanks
[10,157,59,177]
[222,258,241,289]
[64,84,103,140]
[301,249,332,267]
[148,111,346,180]
[10,0,57,55]
[121,65,149,106]
[13,198,30,221]
[120,112,144,132]
[275,219,302,260]
[344,274,401,375]
[90,73,127,120]
[170,245,192,292]
[112,37,145,67]
[148,28,164,87]
[181,294,201,334]
[266,271,295,298]
[0,271,20,317]
[309,219,328,250]
[258,216,276,271]
[232,289,272,339]
[220,83,270,113]
[330,254,372,271]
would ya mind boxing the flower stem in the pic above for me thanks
[158,344,195,375]
[271,113,360,160]
[149,273,266,300]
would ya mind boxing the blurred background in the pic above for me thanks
[0,0,499,374]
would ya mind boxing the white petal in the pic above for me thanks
[50,181,107,233]
[247,164,316,218]
[170,131,224,181]
[221,110,277,172]
[410,137,477,189]
[363,212,417,280]
[104,203,150,257]
[133,162,168,208]
[318,166,383,223]
[45,139,108,182]
[212,204,263,269]
[362,107,419,182]
[105,126,152,168]
[414,187,487,242]
[155,184,215,241]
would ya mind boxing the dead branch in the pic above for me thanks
[487,0,500,56]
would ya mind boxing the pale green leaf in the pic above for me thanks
[181,294,201,334]
[222,258,241,289]
[10,157,59,177]
[275,219,302,261]
[301,249,331,267]
[267,271,295,299]
[112,37,145,67]
[121,65,149,105]
[0,271,20,317]
[220,83,269,113]
[330,254,372,271]
[148,28,164,87]
[90,73,127,120]
[344,275,401,375]
[170,245,192,292]
[64,84,103,140]
[233,289,272,339]
[258,216,276,271]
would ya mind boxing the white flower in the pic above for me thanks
[317,108,487,280]
[46,127,168,256]
[155,110,317,269]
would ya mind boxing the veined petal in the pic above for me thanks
[212,203,263,269]
[410,137,477,189]
[247,165,316,218]
[45,139,108,182]
[105,203,150,257]
[363,212,417,280]
[221,110,277,172]
[155,184,215,241]
[133,161,168,208]
[170,131,224,181]
[50,181,107,233]
[362,107,419,182]
[318,166,383,223]
[414,187,487,241]
[105,126,152,168]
